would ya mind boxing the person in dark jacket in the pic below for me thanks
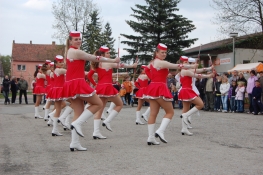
[215,76,222,111]
[252,80,263,115]
[17,76,28,104]
[10,76,18,104]
[2,75,11,105]
[228,81,237,112]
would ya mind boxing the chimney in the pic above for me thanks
[52,41,55,45]
[30,40,32,44]
[13,40,15,44]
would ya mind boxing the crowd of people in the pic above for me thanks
[1,75,28,105]
[3,30,261,152]
[168,68,263,115]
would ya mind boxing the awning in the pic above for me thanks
[228,63,263,73]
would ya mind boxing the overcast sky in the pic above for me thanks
[0,0,218,56]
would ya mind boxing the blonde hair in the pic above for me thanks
[238,81,245,86]
[222,77,228,83]
[64,36,72,59]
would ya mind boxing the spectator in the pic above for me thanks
[10,76,18,104]
[18,76,28,104]
[196,77,205,106]
[175,72,182,109]
[229,70,239,83]
[112,78,120,92]
[258,71,263,102]
[235,81,245,113]
[119,84,127,105]
[166,73,176,92]
[252,80,263,115]
[220,77,230,112]
[2,75,11,105]
[238,73,247,86]
[228,81,237,112]
[130,78,135,104]
[203,71,215,111]
[215,75,222,111]
[123,77,132,105]
[171,84,177,109]
[246,70,258,114]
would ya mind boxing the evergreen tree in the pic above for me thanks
[82,10,103,54]
[101,22,116,58]
[121,0,197,63]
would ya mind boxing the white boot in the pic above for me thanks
[65,112,74,130]
[71,109,93,137]
[147,124,160,145]
[44,108,50,121]
[48,109,56,119]
[70,129,87,151]
[181,107,198,125]
[51,116,63,136]
[93,119,106,139]
[187,115,193,129]
[34,107,43,119]
[136,111,144,125]
[106,102,116,114]
[43,101,47,110]
[142,107,150,122]
[155,118,170,143]
[101,108,107,120]
[84,103,90,109]
[58,106,73,126]
[181,119,193,136]
[102,110,118,132]
[47,117,53,126]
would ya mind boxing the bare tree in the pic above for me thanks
[211,0,263,36]
[52,0,97,43]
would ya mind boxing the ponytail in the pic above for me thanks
[91,49,104,69]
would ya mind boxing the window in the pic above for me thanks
[258,61,263,63]
[243,60,250,64]
[17,65,26,71]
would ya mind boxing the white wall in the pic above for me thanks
[215,48,263,73]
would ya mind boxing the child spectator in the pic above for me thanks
[119,84,127,105]
[228,81,237,112]
[252,80,263,115]
[215,76,222,111]
[220,77,230,112]
[171,84,177,109]
[235,81,245,113]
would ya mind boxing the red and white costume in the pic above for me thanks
[87,67,118,97]
[135,77,149,99]
[63,47,96,99]
[34,64,46,95]
[49,73,65,101]
[143,63,173,101]
[178,75,198,101]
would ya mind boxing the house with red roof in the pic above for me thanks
[11,40,65,91]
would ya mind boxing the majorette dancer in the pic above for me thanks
[47,55,67,136]
[42,60,52,121]
[178,56,214,136]
[46,62,55,126]
[143,43,197,145]
[87,46,137,134]
[63,32,120,151]
[176,57,213,129]
[134,68,150,125]
[33,64,46,119]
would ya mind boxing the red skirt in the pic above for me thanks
[48,87,64,101]
[135,87,146,99]
[144,82,173,101]
[95,83,118,97]
[63,78,96,99]
[45,85,51,96]
[34,86,46,95]
[178,88,198,101]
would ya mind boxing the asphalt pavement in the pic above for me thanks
[0,97,262,175]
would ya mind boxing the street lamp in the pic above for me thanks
[229,32,238,66]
